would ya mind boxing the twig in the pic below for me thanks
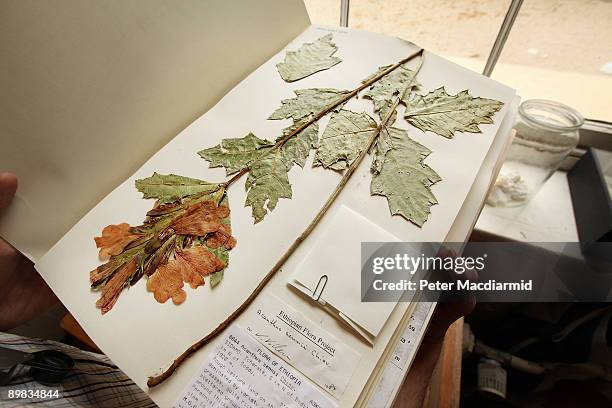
[147,49,425,388]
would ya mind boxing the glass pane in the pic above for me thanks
[493,0,612,122]
[305,0,510,70]
[304,0,340,27]
[304,0,612,123]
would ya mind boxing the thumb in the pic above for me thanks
[0,172,18,210]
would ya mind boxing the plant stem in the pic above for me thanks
[222,48,424,189]
[147,49,424,388]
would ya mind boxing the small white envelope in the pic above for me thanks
[289,205,400,344]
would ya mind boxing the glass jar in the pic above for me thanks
[487,99,584,207]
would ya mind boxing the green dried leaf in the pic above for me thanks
[364,64,419,122]
[209,245,229,267]
[314,109,377,171]
[135,173,220,204]
[245,151,292,223]
[404,87,504,138]
[371,127,441,227]
[208,246,228,288]
[197,123,319,222]
[370,127,394,174]
[268,88,350,122]
[198,133,274,175]
[278,120,319,168]
[277,33,342,82]
[209,270,224,287]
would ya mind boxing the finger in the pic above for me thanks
[0,172,18,210]
[426,297,475,341]
[463,267,478,283]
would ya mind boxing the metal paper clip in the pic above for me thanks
[312,274,328,302]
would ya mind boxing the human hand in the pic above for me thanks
[0,172,58,330]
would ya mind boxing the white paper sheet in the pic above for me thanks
[174,325,337,408]
[289,205,400,341]
[244,293,361,398]
[34,26,515,407]
[0,0,310,260]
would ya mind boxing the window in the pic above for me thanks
[304,0,612,123]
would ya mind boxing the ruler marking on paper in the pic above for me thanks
[367,302,436,408]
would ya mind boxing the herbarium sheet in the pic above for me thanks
[35,26,516,407]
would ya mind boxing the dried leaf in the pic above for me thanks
[205,196,236,250]
[171,200,231,236]
[146,245,226,303]
[174,255,205,290]
[206,231,236,249]
[94,223,141,260]
[198,122,320,223]
[146,260,186,305]
[137,237,174,285]
[198,88,353,224]
[208,242,230,288]
[268,88,350,122]
[276,33,341,82]
[90,261,122,289]
[404,87,504,138]
[92,174,236,313]
[209,270,224,288]
[371,127,441,227]
[278,119,319,168]
[364,64,419,121]
[198,133,274,175]
[370,127,394,174]
[135,173,220,204]
[178,246,225,279]
[245,151,292,223]
[314,109,377,171]
[96,258,137,314]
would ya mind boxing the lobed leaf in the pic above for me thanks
[371,127,441,227]
[245,151,292,223]
[94,223,141,260]
[135,173,220,204]
[268,88,350,122]
[198,133,274,175]
[363,64,420,122]
[404,87,504,138]
[170,200,231,237]
[370,127,394,174]
[314,109,377,171]
[277,33,341,82]
[146,259,187,305]
[277,119,319,168]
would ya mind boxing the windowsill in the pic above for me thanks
[475,171,579,242]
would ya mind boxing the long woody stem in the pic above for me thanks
[147,49,425,388]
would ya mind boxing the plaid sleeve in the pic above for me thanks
[0,332,157,408]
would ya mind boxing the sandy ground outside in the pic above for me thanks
[304,0,612,121]
[305,0,612,76]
